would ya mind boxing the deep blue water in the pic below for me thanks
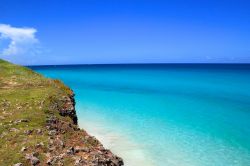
[31,64,250,166]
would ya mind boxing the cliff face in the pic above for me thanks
[0,59,123,166]
[45,86,123,166]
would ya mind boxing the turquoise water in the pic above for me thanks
[32,64,250,166]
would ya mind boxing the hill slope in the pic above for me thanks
[0,59,123,166]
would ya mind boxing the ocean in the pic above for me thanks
[31,64,250,166]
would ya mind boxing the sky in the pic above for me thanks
[0,0,250,65]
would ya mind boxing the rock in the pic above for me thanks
[98,145,105,151]
[58,153,66,159]
[14,119,29,124]
[48,129,57,136]
[75,146,89,153]
[46,153,66,165]
[10,128,19,132]
[30,156,40,165]
[113,156,124,166]
[13,163,23,166]
[25,153,32,160]
[46,157,55,165]
[36,129,42,134]
[58,96,78,124]
[21,147,27,152]
[25,153,40,165]
[74,146,81,153]
[48,147,55,152]
[66,147,75,155]
[24,129,33,135]
[60,140,65,148]
[46,116,58,124]
[2,111,11,115]
[48,138,54,145]
[35,142,44,148]
[74,156,85,166]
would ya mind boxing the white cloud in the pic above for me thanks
[0,24,38,56]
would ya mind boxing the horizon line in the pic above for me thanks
[26,62,250,67]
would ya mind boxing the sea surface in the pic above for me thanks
[31,64,250,166]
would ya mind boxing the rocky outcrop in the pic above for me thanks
[58,94,78,124]
[45,90,124,166]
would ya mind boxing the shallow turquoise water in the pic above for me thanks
[32,65,250,166]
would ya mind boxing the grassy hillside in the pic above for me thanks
[0,59,123,166]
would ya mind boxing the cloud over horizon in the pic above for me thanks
[0,24,38,57]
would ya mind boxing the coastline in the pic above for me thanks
[78,117,155,166]
[0,59,123,166]
[34,64,250,166]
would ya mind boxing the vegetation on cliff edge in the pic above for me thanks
[0,59,123,166]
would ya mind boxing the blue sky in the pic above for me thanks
[0,0,250,65]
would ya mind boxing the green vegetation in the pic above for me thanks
[0,59,123,166]
[0,59,73,165]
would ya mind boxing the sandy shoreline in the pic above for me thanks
[78,118,155,166]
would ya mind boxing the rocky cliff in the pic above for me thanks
[0,59,123,166]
